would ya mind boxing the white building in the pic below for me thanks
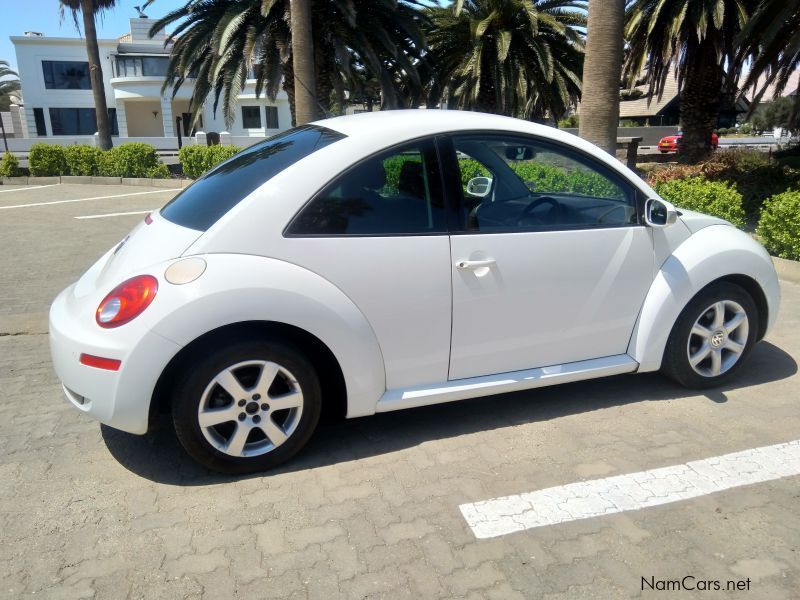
[9,17,291,149]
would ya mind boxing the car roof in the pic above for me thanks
[314,109,556,137]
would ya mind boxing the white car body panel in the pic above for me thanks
[378,354,638,412]
[449,226,654,379]
[47,110,782,438]
[147,253,387,418]
[629,224,780,372]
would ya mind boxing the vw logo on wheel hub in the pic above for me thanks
[710,330,725,348]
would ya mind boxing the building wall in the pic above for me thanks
[11,19,290,144]
[12,36,117,137]
[124,101,165,137]
[202,83,291,136]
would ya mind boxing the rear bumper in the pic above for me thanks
[49,285,181,434]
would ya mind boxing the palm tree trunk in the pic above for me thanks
[81,0,112,150]
[282,57,297,127]
[476,47,498,114]
[578,0,624,154]
[290,0,318,125]
[679,36,721,163]
[314,39,334,115]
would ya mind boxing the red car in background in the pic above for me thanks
[659,132,719,153]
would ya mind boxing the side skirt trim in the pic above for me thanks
[375,354,638,413]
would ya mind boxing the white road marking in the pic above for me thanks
[460,439,800,539]
[0,189,174,210]
[75,209,154,220]
[0,184,60,194]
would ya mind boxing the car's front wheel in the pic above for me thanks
[662,282,758,389]
[172,339,321,474]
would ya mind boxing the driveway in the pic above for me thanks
[1,183,798,599]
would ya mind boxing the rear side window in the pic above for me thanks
[160,125,345,231]
[287,139,446,236]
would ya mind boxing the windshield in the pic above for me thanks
[160,125,345,231]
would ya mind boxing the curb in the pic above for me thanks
[2,176,191,187]
[773,256,800,285]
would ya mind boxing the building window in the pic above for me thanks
[115,56,169,77]
[108,108,119,136]
[42,61,91,90]
[49,108,97,135]
[33,108,47,136]
[265,106,279,129]
[242,106,261,129]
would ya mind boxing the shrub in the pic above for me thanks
[757,191,800,260]
[0,151,21,177]
[28,143,67,176]
[179,144,242,179]
[646,148,800,221]
[178,145,207,179]
[99,143,163,178]
[146,163,171,179]
[654,176,746,228]
[64,145,103,176]
[207,144,241,168]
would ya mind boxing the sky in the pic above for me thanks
[1,0,188,74]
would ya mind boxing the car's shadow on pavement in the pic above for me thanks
[101,341,797,485]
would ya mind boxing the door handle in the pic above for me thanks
[456,258,496,270]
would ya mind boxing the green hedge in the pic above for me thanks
[646,149,800,222]
[99,143,167,178]
[655,176,746,228]
[454,158,623,199]
[0,151,21,177]
[179,145,242,179]
[64,145,103,176]
[757,191,800,260]
[25,142,170,178]
[29,143,67,176]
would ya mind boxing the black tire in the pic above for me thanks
[172,339,322,474]
[662,281,759,389]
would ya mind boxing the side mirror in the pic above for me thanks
[644,198,678,227]
[466,176,493,198]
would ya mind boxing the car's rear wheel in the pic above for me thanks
[172,340,321,474]
[662,282,758,389]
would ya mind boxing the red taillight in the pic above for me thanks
[96,275,158,328]
[144,212,153,225]
[80,353,122,371]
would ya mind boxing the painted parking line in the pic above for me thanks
[0,184,60,194]
[459,439,800,539]
[75,209,154,220]
[0,189,174,211]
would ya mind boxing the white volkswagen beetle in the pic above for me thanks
[49,110,780,473]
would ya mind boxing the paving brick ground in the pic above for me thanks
[1,184,798,599]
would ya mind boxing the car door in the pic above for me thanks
[283,137,453,390]
[443,134,656,381]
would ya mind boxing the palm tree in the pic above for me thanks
[737,0,800,128]
[578,0,624,154]
[1,60,22,151]
[624,0,753,162]
[0,60,21,112]
[423,0,586,120]
[291,0,318,124]
[152,0,427,128]
[59,0,116,150]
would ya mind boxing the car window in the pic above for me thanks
[287,139,446,235]
[452,135,636,232]
[160,125,345,231]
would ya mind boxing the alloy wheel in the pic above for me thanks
[197,360,304,457]
[686,300,749,378]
